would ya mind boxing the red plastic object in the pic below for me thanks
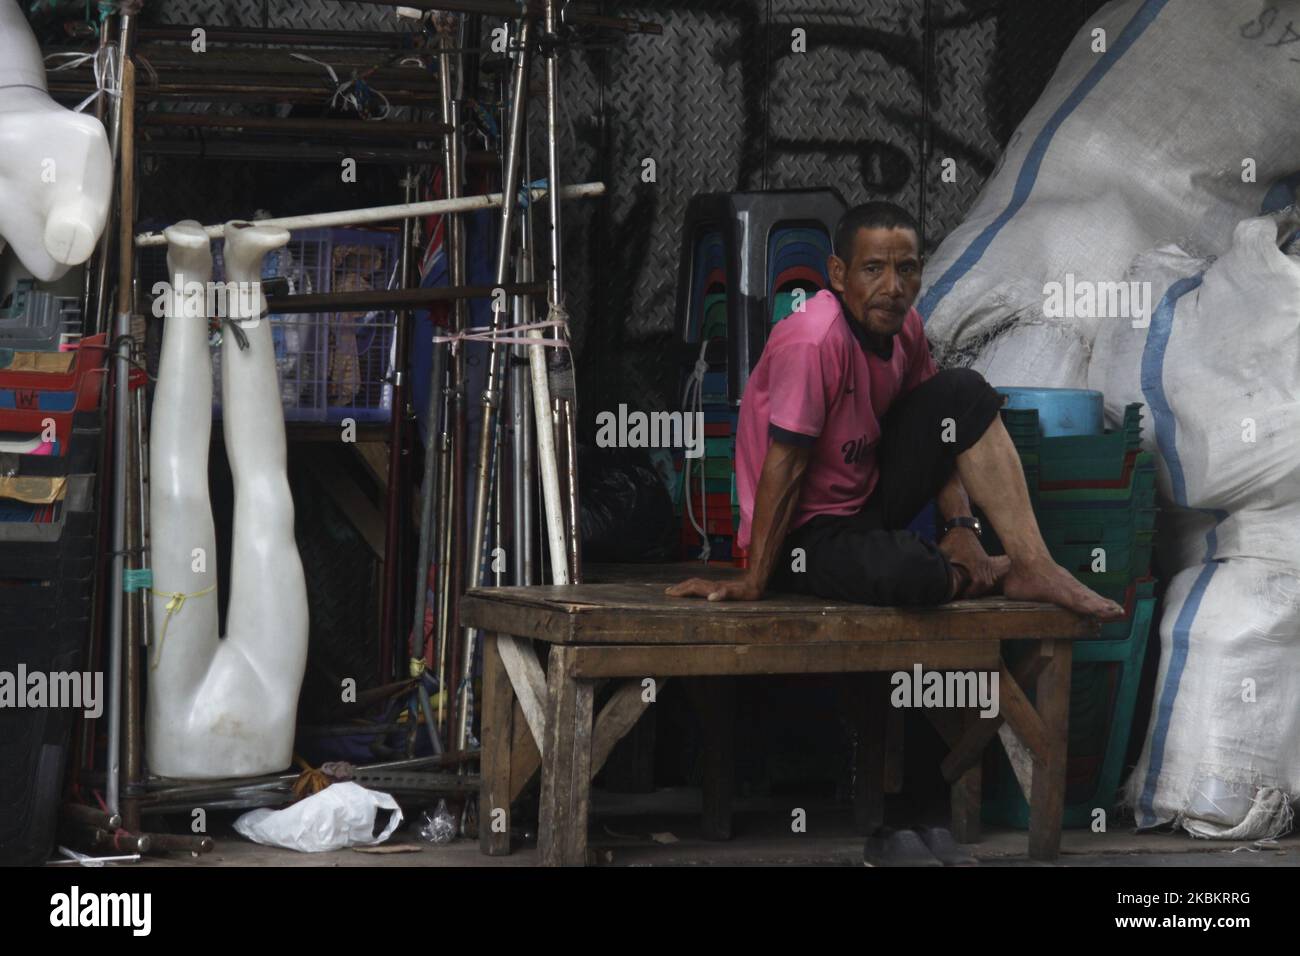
[770,265,825,292]
[0,333,108,391]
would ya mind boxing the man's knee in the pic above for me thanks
[923,367,996,410]
[919,368,1003,454]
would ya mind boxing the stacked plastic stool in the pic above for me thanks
[768,226,832,326]
[674,188,846,402]
[0,331,106,866]
[673,190,846,567]
[984,389,1158,829]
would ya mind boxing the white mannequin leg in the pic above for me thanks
[0,1,112,280]
[147,221,309,779]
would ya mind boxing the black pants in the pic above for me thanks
[769,368,1003,606]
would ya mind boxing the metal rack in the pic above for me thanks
[46,0,658,853]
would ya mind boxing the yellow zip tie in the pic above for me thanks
[149,584,217,670]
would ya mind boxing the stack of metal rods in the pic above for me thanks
[82,1,648,820]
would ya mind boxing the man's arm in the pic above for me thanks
[666,439,811,602]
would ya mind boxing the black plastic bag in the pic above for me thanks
[578,445,676,563]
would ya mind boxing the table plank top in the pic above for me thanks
[461,582,1102,646]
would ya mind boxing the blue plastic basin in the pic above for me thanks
[997,387,1105,438]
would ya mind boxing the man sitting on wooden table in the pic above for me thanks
[668,202,1124,620]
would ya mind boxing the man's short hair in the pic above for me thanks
[833,202,920,260]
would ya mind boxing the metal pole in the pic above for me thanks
[92,24,126,335]
[134,182,605,245]
[105,16,137,815]
[136,24,434,47]
[81,25,115,331]
[433,395,455,732]
[137,112,450,137]
[510,132,538,587]
[138,140,439,166]
[121,372,143,833]
[457,13,533,751]
[320,0,664,35]
[409,331,447,753]
[541,0,583,585]
[434,30,464,737]
[510,266,535,587]
[263,282,545,313]
[380,172,418,680]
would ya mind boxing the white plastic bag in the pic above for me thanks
[234,782,403,853]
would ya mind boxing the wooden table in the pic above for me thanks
[460,579,1099,866]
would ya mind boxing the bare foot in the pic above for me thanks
[1002,557,1126,620]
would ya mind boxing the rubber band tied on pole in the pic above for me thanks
[430,316,571,357]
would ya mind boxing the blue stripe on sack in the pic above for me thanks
[1140,275,1202,505]
[1134,272,1225,825]
[917,0,1172,323]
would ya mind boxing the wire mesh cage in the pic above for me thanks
[211,226,400,423]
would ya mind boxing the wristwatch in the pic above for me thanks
[940,515,982,539]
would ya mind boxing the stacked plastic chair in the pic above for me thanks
[674,189,847,401]
[985,397,1158,829]
[768,227,831,326]
[0,329,106,865]
[672,190,846,567]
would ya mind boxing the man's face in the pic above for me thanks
[828,226,922,338]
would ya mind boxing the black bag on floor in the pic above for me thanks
[578,446,675,564]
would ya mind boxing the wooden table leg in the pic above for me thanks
[691,677,736,841]
[884,704,904,795]
[925,707,982,843]
[480,632,515,856]
[538,645,594,866]
[837,673,887,834]
[1028,640,1072,861]
[950,709,982,844]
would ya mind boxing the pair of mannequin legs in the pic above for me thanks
[147,221,310,778]
[0,1,111,280]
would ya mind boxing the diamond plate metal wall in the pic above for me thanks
[765,2,923,215]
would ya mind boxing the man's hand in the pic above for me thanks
[938,527,1010,598]
[665,576,764,602]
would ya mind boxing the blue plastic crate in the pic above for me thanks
[212,227,399,423]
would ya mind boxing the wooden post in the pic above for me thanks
[538,646,594,866]
[837,673,888,834]
[692,677,736,840]
[950,708,983,843]
[1028,640,1072,861]
[480,633,515,856]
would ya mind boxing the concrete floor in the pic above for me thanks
[131,786,1299,868]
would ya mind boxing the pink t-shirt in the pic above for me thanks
[735,290,937,550]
